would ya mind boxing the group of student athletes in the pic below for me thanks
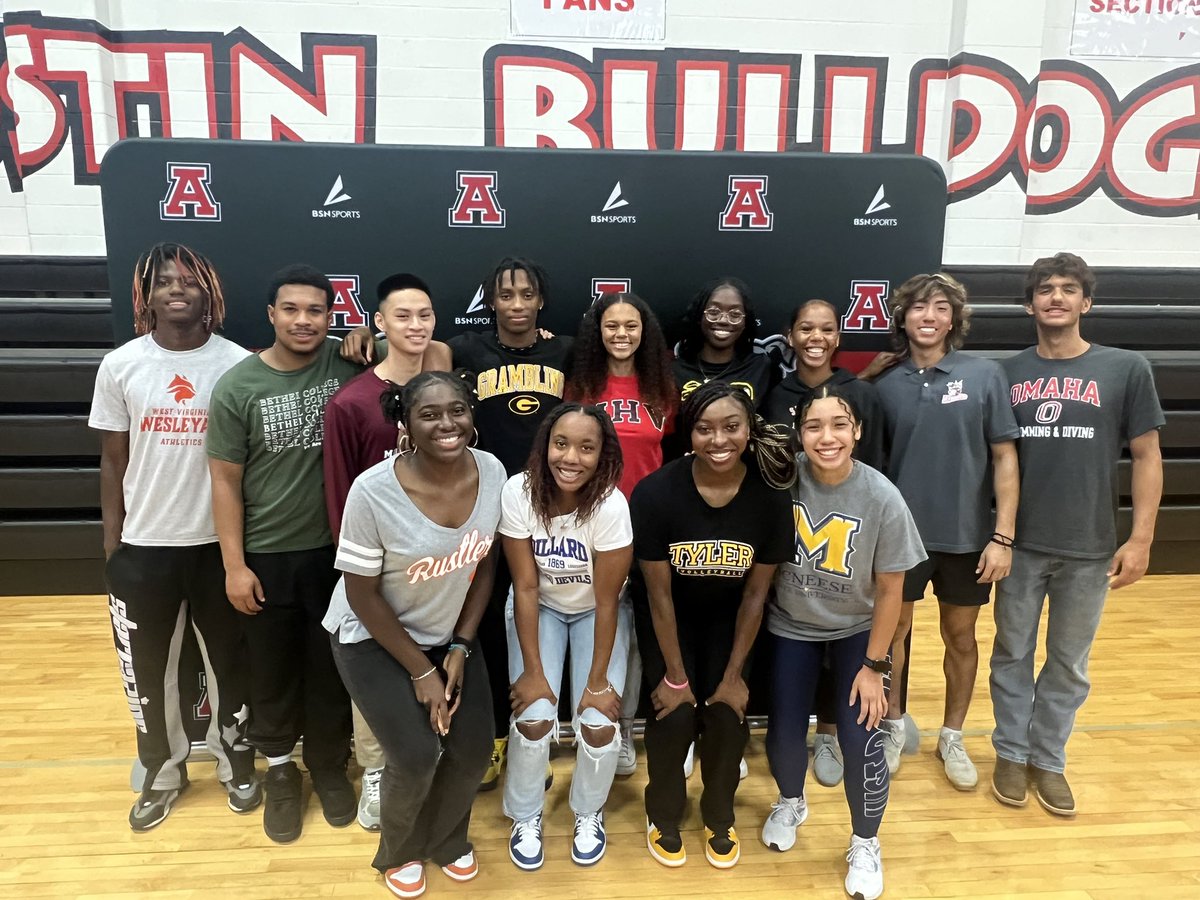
[91,245,1163,900]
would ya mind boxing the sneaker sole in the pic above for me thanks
[615,761,637,776]
[1035,790,1077,818]
[323,809,357,828]
[265,825,302,844]
[227,796,263,814]
[440,864,478,882]
[646,834,686,868]
[384,871,426,899]
[705,848,740,869]
[509,852,544,871]
[129,784,187,832]
[571,844,606,866]
[935,748,979,791]
[990,779,1028,808]
[357,812,382,831]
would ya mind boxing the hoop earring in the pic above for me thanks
[397,432,414,455]
[470,427,480,448]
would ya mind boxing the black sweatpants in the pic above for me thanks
[105,542,254,793]
[477,552,514,738]
[635,601,749,833]
[242,546,350,771]
[332,636,493,871]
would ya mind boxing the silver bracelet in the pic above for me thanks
[584,682,614,697]
[411,665,437,682]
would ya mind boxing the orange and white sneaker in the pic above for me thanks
[440,850,479,882]
[646,819,686,867]
[704,826,740,869]
[384,861,425,898]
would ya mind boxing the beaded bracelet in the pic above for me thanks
[584,682,614,697]
[448,642,471,659]
[411,665,437,682]
[990,532,1015,548]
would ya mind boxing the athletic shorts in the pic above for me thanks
[903,551,991,606]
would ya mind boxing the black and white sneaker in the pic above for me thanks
[223,777,263,813]
[128,781,187,832]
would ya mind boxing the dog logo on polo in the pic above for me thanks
[942,379,968,404]
[327,275,368,329]
[509,395,541,415]
[449,170,506,227]
[793,501,862,578]
[159,162,221,221]
[719,176,772,231]
[841,281,891,332]
[167,374,196,405]
[592,277,631,305]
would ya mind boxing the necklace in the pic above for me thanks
[697,356,736,383]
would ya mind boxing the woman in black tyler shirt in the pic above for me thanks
[629,381,794,870]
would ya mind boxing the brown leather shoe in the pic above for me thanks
[990,757,1029,807]
[1031,766,1076,818]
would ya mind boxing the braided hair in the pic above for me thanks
[680,381,795,489]
[379,370,476,432]
[524,403,624,532]
[131,242,226,336]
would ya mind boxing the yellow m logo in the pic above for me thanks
[793,502,862,578]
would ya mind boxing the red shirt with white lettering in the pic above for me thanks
[586,373,674,499]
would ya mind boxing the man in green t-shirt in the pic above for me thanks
[207,264,361,844]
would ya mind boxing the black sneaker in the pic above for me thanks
[311,767,356,828]
[223,776,263,813]
[263,761,304,843]
[128,780,188,832]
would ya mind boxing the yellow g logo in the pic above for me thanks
[509,395,541,415]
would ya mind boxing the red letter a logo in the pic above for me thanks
[841,281,891,332]
[160,163,221,221]
[327,275,368,329]
[448,171,506,227]
[719,176,773,231]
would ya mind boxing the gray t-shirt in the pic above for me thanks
[322,448,507,648]
[770,457,926,641]
[875,350,1019,553]
[1003,344,1164,559]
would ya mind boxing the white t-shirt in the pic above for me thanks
[498,473,633,615]
[89,334,250,546]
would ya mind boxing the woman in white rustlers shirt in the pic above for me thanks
[500,402,633,871]
[323,371,506,900]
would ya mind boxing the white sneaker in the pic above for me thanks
[812,733,844,787]
[571,810,606,865]
[879,719,905,775]
[683,742,695,778]
[760,794,808,852]
[508,813,544,870]
[738,757,749,780]
[616,719,637,776]
[357,769,381,831]
[845,834,884,900]
[936,732,979,790]
[902,712,921,755]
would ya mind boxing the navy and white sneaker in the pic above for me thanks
[571,811,606,866]
[509,813,544,870]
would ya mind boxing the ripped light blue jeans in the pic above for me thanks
[503,595,631,821]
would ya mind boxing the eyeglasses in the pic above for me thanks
[703,308,746,325]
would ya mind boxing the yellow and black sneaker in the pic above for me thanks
[480,737,507,792]
[704,825,740,869]
[646,818,686,867]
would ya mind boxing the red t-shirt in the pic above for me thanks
[590,373,673,499]
[323,368,400,538]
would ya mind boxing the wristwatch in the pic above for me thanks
[862,655,892,674]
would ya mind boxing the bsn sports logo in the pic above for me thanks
[167,374,196,404]
[160,162,221,221]
[592,182,636,224]
[854,184,898,228]
[449,171,506,227]
[719,176,772,231]
[456,284,491,326]
[328,275,369,329]
[591,278,632,304]
[313,175,361,219]
[841,281,891,332]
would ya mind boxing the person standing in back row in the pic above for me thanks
[990,252,1163,817]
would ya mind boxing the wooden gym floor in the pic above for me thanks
[2,578,1198,899]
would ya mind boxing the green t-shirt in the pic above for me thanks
[207,339,363,553]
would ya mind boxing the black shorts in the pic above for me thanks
[903,551,991,606]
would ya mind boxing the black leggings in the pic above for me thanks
[766,630,888,839]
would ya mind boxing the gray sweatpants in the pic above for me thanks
[989,548,1110,773]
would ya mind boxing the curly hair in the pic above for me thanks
[681,381,795,489]
[677,277,760,362]
[379,370,476,431]
[131,242,226,336]
[1024,252,1096,303]
[568,292,677,419]
[888,272,972,354]
[523,403,624,532]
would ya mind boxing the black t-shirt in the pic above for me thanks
[760,367,885,471]
[672,351,775,410]
[449,331,573,475]
[630,456,793,616]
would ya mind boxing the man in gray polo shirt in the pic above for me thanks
[990,252,1163,817]
[874,273,1019,790]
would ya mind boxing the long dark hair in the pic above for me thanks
[132,242,226,336]
[524,403,624,531]
[681,381,794,489]
[677,277,760,362]
[569,292,676,418]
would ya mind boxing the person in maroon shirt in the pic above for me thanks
[322,271,450,831]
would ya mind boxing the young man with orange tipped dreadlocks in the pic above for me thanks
[90,242,261,831]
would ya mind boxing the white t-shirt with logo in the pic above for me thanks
[89,334,250,546]
[498,473,633,615]
[324,449,506,649]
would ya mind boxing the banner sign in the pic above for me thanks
[1071,0,1200,58]
[511,0,666,42]
[100,139,945,356]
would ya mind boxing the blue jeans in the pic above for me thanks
[989,548,1110,772]
[503,595,632,820]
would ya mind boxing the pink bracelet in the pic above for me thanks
[663,675,689,690]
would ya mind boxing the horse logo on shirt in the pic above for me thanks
[793,502,862,578]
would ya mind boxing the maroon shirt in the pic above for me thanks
[323,368,400,538]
